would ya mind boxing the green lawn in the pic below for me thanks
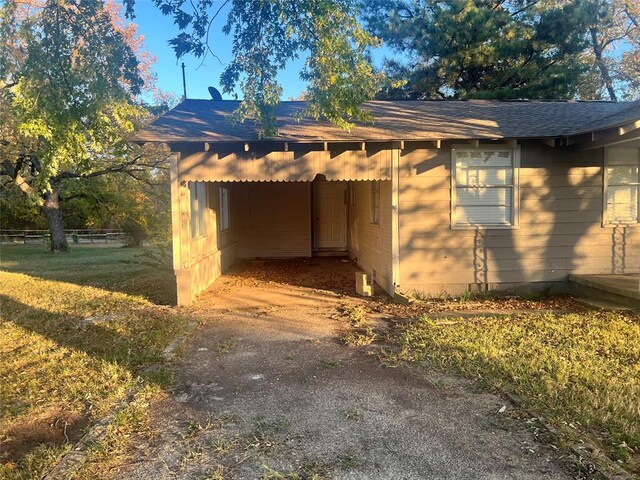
[0,245,176,304]
[0,245,186,479]
[389,311,640,474]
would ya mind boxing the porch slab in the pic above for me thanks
[569,274,640,303]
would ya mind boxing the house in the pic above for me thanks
[134,99,640,305]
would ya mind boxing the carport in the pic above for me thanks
[167,141,397,305]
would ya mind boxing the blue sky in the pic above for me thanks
[135,1,317,101]
[132,1,389,102]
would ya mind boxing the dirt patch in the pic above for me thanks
[0,407,90,463]
[112,260,574,480]
[367,294,590,319]
[211,257,362,295]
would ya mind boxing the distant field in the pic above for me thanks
[0,245,185,479]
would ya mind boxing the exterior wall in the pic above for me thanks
[170,152,238,305]
[348,180,394,295]
[232,182,312,258]
[397,141,640,296]
[178,145,391,182]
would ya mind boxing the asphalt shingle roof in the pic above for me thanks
[134,99,640,143]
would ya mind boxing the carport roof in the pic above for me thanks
[134,99,640,143]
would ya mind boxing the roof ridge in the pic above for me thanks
[181,98,633,105]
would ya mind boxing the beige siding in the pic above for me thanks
[398,142,640,295]
[171,140,639,304]
[232,182,312,258]
[179,147,391,182]
[348,181,394,294]
[170,164,239,304]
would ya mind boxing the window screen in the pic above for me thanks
[189,182,208,238]
[219,185,230,232]
[371,181,380,224]
[453,148,517,227]
[606,147,640,224]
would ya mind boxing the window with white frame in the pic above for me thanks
[371,180,380,224]
[189,182,208,238]
[219,185,230,232]
[605,147,640,224]
[452,147,518,227]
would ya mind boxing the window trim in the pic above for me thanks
[603,147,640,227]
[450,144,520,230]
[371,180,380,225]
[219,184,231,232]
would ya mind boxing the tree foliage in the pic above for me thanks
[1,166,171,246]
[0,0,169,251]
[582,0,640,100]
[125,0,384,136]
[363,0,593,100]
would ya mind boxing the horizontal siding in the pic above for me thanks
[402,231,640,249]
[178,148,392,182]
[398,141,640,295]
[348,180,393,294]
[402,197,604,212]
[233,182,312,258]
[181,182,238,301]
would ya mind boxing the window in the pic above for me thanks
[189,182,208,238]
[605,147,640,224]
[452,147,519,227]
[371,180,380,224]
[219,185,230,232]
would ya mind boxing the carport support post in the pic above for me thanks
[391,144,401,296]
[169,152,193,305]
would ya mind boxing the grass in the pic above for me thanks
[0,245,176,304]
[0,245,187,479]
[261,462,329,480]
[339,305,378,347]
[388,311,640,473]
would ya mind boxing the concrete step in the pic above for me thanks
[573,297,632,311]
[568,275,640,309]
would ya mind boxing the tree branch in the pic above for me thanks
[50,155,168,183]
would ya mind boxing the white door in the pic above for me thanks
[313,182,347,250]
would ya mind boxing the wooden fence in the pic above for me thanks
[0,229,128,245]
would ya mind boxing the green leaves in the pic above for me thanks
[364,0,593,100]
[301,6,383,131]
[149,0,384,137]
[1,0,152,194]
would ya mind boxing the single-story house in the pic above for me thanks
[134,99,640,305]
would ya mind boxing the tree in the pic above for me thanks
[362,0,593,100]
[364,0,640,101]
[0,0,166,252]
[582,0,640,100]
[1,157,171,247]
[124,0,384,136]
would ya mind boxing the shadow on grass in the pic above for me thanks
[0,293,175,377]
[0,291,181,466]
[0,245,176,305]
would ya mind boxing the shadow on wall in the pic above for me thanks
[396,141,626,295]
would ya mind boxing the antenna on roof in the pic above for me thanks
[181,62,187,100]
[208,86,223,101]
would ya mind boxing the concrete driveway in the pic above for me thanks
[118,259,572,479]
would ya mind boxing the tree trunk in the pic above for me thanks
[590,28,618,101]
[41,189,69,252]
